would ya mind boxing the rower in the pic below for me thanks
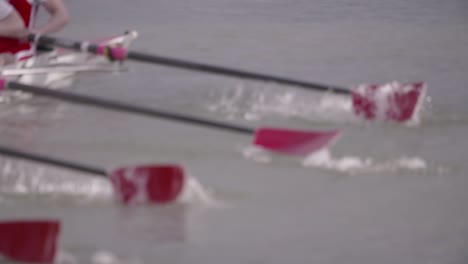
[0,0,69,65]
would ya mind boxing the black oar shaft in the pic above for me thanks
[29,34,351,95]
[126,51,350,95]
[7,81,254,135]
[0,146,106,176]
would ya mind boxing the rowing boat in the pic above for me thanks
[0,30,138,102]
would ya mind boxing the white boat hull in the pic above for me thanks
[0,31,138,91]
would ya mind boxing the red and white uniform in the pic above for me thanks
[0,0,40,59]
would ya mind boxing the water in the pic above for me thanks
[1,0,468,263]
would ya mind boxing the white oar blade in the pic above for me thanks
[110,164,185,205]
[352,82,426,123]
[253,128,341,156]
[0,220,60,263]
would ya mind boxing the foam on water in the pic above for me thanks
[0,159,112,203]
[56,250,80,264]
[55,250,143,264]
[242,145,273,163]
[91,251,142,264]
[206,82,357,123]
[177,176,223,208]
[0,158,222,207]
[302,149,428,174]
[242,146,430,174]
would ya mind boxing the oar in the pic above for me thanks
[0,220,60,263]
[0,78,341,156]
[0,145,185,204]
[27,33,427,123]
[0,64,124,76]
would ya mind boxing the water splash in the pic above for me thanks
[205,82,357,123]
[177,176,224,208]
[353,81,427,126]
[56,250,80,264]
[0,158,223,207]
[242,145,273,163]
[91,251,142,264]
[0,159,113,204]
[55,250,143,264]
[302,149,428,174]
[242,146,430,174]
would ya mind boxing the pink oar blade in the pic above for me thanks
[110,164,185,205]
[0,220,60,263]
[352,82,427,123]
[253,128,342,156]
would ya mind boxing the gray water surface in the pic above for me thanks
[1,1,468,263]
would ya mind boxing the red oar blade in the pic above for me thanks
[110,164,185,205]
[253,128,341,156]
[0,220,60,263]
[352,82,426,123]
